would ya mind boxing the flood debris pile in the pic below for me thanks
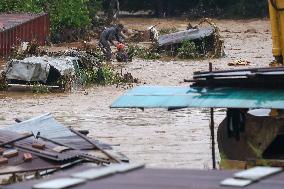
[10,40,43,59]
[158,27,178,35]
[4,56,79,92]
[125,19,224,60]
[1,43,139,92]
[0,114,128,184]
[127,29,151,43]
[0,72,7,90]
[158,19,224,59]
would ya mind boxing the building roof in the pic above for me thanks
[111,67,284,110]
[110,86,284,110]
[0,13,46,31]
[5,165,284,189]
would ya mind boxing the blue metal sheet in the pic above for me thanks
[111,86,284,109]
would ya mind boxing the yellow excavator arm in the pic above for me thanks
[269,0,284,64]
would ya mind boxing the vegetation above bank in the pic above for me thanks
[0,0,268,37]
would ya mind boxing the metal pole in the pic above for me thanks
[208,62,216,169]
[0,133,34,147]
[70,128,121,163]
[210,108,216,169]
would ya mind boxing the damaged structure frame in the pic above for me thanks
[0,113,128,179]
[111,64,284,169]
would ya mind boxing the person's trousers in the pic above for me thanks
[99,40,112,61]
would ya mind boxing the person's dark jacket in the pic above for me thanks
[100,26,123,45]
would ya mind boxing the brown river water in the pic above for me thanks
[0,18,272,169]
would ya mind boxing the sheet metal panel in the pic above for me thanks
[111,86,284,109]
[158,27,214,46]
[5,166,284,189]
[0,130,80,162]
[6,113,111,150]
[8,113,76,139]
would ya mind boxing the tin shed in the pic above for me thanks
[0,13,50,57]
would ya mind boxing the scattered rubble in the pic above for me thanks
[0,72,7,90]
[127,29,151,43]
[0,113,128,184]
[228,59,251,66]
[10,40,42,59]
[125,18,224,60]
[158,18,224,59]
[1,41,139,92]
[1,19,223,93]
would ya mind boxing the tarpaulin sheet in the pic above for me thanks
[111,86,284,109]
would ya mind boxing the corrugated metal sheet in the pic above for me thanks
[7,113,111,150]
[0,130,80,162]
[158,27,214,46]
[5,166,284,189]
[111,86,284,109]
[0,13,50,57]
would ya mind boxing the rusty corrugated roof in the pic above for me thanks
[0,13,45,31]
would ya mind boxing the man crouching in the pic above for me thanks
[99,24,125,61]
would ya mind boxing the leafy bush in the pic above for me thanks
[31,82,50,93]
[127,45,161,60]
[80,64,138,86]
[177,40,198,59]
[0,0,97,34]
[49,0,91,32]
[0,0,43,13]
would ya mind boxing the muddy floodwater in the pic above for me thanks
[0,19,272,169]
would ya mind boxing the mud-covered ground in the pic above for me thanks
[0,18,272,169]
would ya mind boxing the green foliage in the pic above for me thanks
[31,82,50,93]
[127,45,161,60]
[120,0,268,18]
[49,0,91,32]
[80,64,138,85]
[0,0,103,34]
[230,0,268,17]
[0,0,43,13]
[0,73,8,91]
[87,0,103,18]
[177,40,198,59]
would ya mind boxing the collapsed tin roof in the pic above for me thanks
[0,114,128,176]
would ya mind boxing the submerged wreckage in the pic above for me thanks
[5,56,81,87]
[0,113,128,184]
